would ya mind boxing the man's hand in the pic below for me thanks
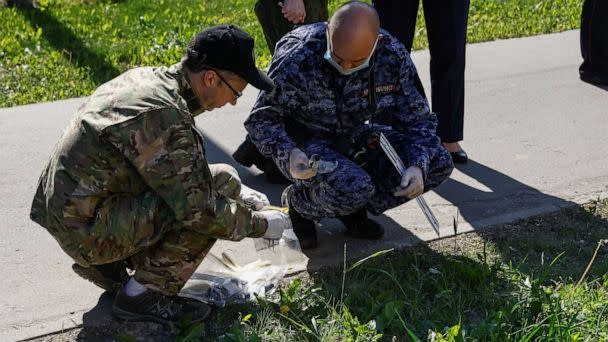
[240,184,270,211]
[279,0,306,24]
[393,166,424,199]
[289,148,316,180]
[256,210,292,239]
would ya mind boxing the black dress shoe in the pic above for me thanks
[580,71,608,86]
[450,149,468,164]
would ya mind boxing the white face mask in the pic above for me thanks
[324,30,378,75]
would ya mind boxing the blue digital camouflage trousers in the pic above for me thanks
[284,130,454,221]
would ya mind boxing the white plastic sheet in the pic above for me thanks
[180,228,307,307]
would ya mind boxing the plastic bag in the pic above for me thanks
[180,228,307,307]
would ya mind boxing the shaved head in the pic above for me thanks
[328,1,380,36]
[326,1,381,72]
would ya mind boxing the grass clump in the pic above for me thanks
[2,0,582,107]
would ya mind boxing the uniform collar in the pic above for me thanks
[168,60,204,116]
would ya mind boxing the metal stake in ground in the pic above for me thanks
[378,132,440,237]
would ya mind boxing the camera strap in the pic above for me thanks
[367,59,377,128]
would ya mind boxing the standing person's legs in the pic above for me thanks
[372,0,429,105]
[372,0,419,52]
[303,0,329,24]
[580,0,608,85]
[422,0,470,157]
[255,0,329,55]
[255,0,294,55]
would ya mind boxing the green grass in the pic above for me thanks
[189,199,608,341]
[1,0,582,107]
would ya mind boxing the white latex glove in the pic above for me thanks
[278,0,306,24]
[289,148,316,180]
[240,184,270,211]
[393,166,424,199]
[257,210,293,239]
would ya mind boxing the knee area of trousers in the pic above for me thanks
[323,177,375,207]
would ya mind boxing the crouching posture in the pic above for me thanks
[30,25,289,324]
[244,2,453,249]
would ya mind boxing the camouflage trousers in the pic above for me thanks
[286,136,454,221]
[66,164,242,296]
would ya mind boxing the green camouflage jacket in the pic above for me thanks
[30,62,266,244]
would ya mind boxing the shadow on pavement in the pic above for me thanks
[16,6,120,85]
[201,135,427,269]
[201,137,584,271]
[431,160,608,288]
[77,292,171,341]
[434,159,575,230]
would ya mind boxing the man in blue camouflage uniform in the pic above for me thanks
[244,2,453,249]
[30,25,291,325]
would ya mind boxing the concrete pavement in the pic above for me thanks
[1,29,607,341]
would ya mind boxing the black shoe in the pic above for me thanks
[580,72,608,86]
[339,209,384,240]
[282,186,317,249]
[72,262,129,294]
[232,136,265,168]
[450,149,468,164]
[580,66,608,86]
[113,287,211,325]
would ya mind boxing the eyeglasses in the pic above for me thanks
[211,69,242,100]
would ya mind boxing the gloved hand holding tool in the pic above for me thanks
[289,148,338,180]
[378,132,440,236]
[393,166,424,199]
[289,148,315,179]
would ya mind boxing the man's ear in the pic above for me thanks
[201,70,217,87]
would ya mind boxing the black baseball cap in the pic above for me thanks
[186,24,274,91]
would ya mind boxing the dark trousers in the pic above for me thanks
[580,0,608,82]
[255,0,328,55]
[373,0,470,143]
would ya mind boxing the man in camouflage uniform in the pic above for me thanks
[30,25,290,324]
[245,2,453,249]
